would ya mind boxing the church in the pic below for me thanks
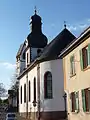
[16,9,76,120]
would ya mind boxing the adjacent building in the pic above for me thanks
[8,89,18,112]
[16,10,76,120]
[60,26,90,120]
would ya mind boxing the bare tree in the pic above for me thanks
[0,83,6,97]
[10,70,19,93]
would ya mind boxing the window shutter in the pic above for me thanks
[70,94,72,112]
[75,92,79,111]
[70,56,73,75]
[88,44,90,65]
[82,90,86,112]
[88,89,90,111]
[80,50,83,70]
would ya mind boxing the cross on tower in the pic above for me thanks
[64,21,66,28]
[34,6,37,14]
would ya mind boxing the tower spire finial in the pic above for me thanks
[34,6,37,14]
[64,21,66,28]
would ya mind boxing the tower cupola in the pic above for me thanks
[30,8,42,33]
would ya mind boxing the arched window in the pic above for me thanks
[29,81,31,102]
[44,71,53,99]
[24,84,26,103]
[20,86,22,104]
[33,77,36,101]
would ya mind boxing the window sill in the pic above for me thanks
[83,66,90,71]
[71,111,79,114]
[84,111,90,114]
[44,97,53,100]
[70,73,76,78]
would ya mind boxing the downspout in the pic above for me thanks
[37,63,40,120]
[26,74,28,118]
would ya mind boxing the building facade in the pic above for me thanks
[60,26,90,120]
[16,10,76,120]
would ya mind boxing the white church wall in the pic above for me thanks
[19,66,38,113]
[19,59,65,113]
[19,75,27,113]
[28,66,38,112]
[40,59,65,112]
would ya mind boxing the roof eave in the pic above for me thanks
[59,26,90,58]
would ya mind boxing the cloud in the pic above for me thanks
[67,26,77,31]
[0,62,16,69]
[67,18,90,31]
[67,24,87,31]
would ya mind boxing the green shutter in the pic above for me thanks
[75,92,79,111]
[88,44,90,65]
[70,56,73,75]
[82,89,86,112]
[80,50,83,70]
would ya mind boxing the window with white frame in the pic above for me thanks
[81,88,90,112]
[70,55,76,76]
[70,92,79,112]
[80,44,90,70]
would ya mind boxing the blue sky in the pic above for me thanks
[0,0,90,91]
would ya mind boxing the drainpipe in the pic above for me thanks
[37,63,40,120]
[63,92,67,119]
[26,74,28,118]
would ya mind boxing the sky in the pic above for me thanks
[0,0,90,91]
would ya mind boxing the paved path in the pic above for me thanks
[0,112,6,120]
[16,113,31,120]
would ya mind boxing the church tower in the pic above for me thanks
[30,8,42,33]
[25,9,48,67]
